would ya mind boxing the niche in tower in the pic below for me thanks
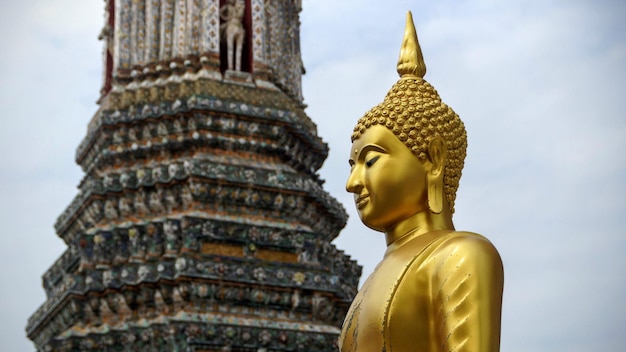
[219,0,252,74]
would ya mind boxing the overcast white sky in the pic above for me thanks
[1,0,625,351]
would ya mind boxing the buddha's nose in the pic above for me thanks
[346,170,363,194]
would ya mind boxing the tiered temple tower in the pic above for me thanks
[26,0,361,350]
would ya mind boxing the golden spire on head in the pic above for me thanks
[397,11,426,79]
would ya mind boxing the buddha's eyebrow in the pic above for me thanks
[349,144,386,166]
[357,144,386,160]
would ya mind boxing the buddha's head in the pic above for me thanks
[346,12,467,234]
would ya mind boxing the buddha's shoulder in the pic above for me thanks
[437,231,497,249]
[426,231,503,268]
[399,231,501,269]
[400,230,495,252]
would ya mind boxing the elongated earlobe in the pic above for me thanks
[427,137,446,214]
[428,180,443,214]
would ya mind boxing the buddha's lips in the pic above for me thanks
[355,194,369,209]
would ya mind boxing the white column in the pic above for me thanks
[200,0,220,54]
[102,1,111,86]
[251,0,265,65]
[115,0,132,70]
[172,0,187,58]
[130,0,147,66]
[160,0,174,60]
[186,0,201,55]
[130,0,136,65]
[145,0,160,64]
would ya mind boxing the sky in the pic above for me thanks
[0,0,625,351]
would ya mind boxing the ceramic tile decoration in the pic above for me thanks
[26,1,360,351]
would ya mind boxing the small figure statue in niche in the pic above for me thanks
[149,189,165,214]
[181,185,194,209]
[134,191,149,216]
[339,12,503,352]
[104,199,118,220]
[163,220,180,256]
[92,234,108,267]
[220,0,246,72]
[164,188,178,212]
[118,196,132,217]
[168,162,181,180]
[128,227,145,262]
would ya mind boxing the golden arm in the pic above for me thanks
[431,234,504,352]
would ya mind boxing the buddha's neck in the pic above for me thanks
[385,210,454,246]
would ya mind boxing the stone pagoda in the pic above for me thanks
[26,0,361,350]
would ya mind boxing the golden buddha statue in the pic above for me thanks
[339,12,504,352]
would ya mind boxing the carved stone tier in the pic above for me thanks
[28,214,360,350]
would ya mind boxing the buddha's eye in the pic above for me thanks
[365,156,380,168]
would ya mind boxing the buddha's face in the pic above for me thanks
[346,125,428,232]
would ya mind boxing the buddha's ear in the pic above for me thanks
[427,136,447,214]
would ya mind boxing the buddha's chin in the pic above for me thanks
[356,212,387,233]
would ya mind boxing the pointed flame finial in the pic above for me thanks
[397,11,426,79]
